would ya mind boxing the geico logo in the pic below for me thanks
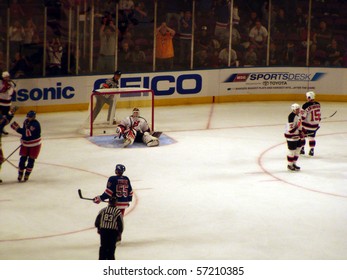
[94,74,202,96]
[122,74,202,95]
[13,83,75,102]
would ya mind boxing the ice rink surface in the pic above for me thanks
[0,101,346,260]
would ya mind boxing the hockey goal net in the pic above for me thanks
[82,87,154,136]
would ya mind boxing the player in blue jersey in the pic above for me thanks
[93,164,133,217]
[11,110,42,182]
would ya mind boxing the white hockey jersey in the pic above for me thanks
[0,80,15,107]
[120,116,150,134]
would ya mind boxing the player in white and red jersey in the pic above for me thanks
[0,71,16,135]
[300,91,321,156]
[284,103,303,171]
[114,107,159,148]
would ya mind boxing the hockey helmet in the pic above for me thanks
[2,71,10,78]
[26,110,36,118]
[306,91,315,100]
[115,164,126,174]
[291,103,300,111]
[114,70,122,76]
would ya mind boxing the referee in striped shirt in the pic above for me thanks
[95,196,124,260]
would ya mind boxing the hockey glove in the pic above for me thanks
[93,196,101,204]
[10,121,19,131]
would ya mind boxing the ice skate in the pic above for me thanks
[293,164,301,171]
[24,173,30,181]
[287,165,296,172]
[300,147,305,155]
[17,172,23,182]
[309,148,314,156]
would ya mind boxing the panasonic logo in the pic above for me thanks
[13,82,75,102]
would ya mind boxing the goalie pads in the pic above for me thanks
[143,132,159,147]
[123,129,136,148]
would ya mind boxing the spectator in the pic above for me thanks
[194,49,210,68]
[23,18,37,46]
[178,10,194,67]
[269,41,281,65]
[119,0,137,25]
[118,42,132,72]
[218,45,237,67]
[240,10,258,35]
[134,1,150,24]
[249,19,268,63]
[196,26,212,52]
[165,2,182,31]
[292,6,306,35]
[23,18,38,57]
[213,0,230,42]
[120,31,134,49]
[97,20,117,73]
[244,45,258,66]
[10,52,30,78]
[9,20,25,57]
[155,22,175,71]
[130,45,146,72]
[231,25,242,51]
[282,41,296,65]
[313,20,333,52]
[325,38,344,66]
[47,37,63,76]
[275,7,290,34]
[10,0,25,19]
[249,19,268,49]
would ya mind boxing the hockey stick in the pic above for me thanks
[78,189,94,201]
[151,131,162,138]
[0,145,21,168]
[322,110,337,120]
[78,189,107,202]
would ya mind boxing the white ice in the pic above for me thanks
[0,101,346,260]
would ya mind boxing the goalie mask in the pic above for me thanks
[306,91,315,100]
[115,164,126,174]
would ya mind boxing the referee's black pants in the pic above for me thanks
[99,229,119,260]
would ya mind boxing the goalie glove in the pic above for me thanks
[114,126,125,138]
[11,121,19,131]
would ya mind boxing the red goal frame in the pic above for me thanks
[90,88,155,136]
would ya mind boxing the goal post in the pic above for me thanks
[89,87,155,137]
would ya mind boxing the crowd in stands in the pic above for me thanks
[0,0,347,78]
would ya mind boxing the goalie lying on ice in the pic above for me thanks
[114,108,159,147]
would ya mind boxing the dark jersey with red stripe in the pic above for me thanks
[100,175,133,210]
[17,119,41,147]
